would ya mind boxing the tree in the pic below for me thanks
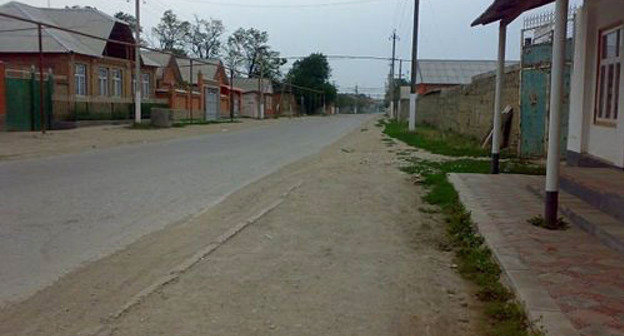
[384,77,409,107]
[186,16,224,59]
[286,53,337,114]
[223,33,246,121]
[228,28,286,81]
[152,10,190,56]
[114,12,139,33]
[114,12,149,46]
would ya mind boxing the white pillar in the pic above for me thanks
[397,99,402,121]
[389,101,394,118]
[491,22,507,174]
[567,6,587,155]
[408,93,417,131]
[545,0,570,226]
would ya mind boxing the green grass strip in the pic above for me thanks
[385,121,545,336]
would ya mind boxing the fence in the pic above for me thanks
[4,68,53,131]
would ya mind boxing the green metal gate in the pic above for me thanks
[519,41,572,157]
[5,71,53,131]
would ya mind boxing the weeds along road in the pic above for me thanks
[0,115,371,306]
[0,116,480,336]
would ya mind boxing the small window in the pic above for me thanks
[98,67,109,96]
[112,69,123,97]
[141,73,150,97]
[596,27,623,124]
[74,63,87,96]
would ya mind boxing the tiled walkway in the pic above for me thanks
[449,174,624,336]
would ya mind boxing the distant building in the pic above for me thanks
[233,78,273,119]
[413,59,519,94]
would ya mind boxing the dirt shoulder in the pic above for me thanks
[0,118,285,161]
[0,117,480,336]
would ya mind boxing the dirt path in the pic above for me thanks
[0,118,284,161]
[0,117,480,336]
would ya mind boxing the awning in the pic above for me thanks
[472,0,555,26]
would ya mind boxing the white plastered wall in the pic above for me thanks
[579,0,624,167]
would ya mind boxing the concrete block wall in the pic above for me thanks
[402,68,521,151]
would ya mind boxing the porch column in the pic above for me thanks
[545,0,570,226]
[491,21,507,174]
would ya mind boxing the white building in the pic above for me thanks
[567,0,624,168]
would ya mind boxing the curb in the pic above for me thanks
[448,173,580,336]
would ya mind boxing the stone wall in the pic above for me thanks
[399,66,521,151]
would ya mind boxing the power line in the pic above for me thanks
[172,0,384,8]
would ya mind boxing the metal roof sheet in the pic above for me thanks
[233,77,273,93]
[176,57,221,83]
[472,0,554,26]
[0,1,129,57]
[416,59,518,85]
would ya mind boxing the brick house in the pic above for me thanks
[0,1,159,122]
[176,58,242,120]
[233,77,273,119]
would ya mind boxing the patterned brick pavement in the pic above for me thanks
[450,173,624,336]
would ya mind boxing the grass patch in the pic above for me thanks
[527,215,569,231]
[129,122,159,130]
[384,119,545,335]
[176,118,241,126]
[383,119,489,157]
[401,159,543,336]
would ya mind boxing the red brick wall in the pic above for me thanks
[0,61,5,129]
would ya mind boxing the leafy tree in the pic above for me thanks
[152,10,190,56]
[228,28,286,80]
[114,12,139,33]
[385,77,409,107]
[223,33,245,120]
[186,16,224,59]
[286,53,337,114]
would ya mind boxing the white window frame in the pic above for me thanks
[112,69,123,97]
[98,67,109,97]
[595,25,623,125]
[141,73,150,98]
[74,63,87,96]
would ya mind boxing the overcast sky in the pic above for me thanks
[5,0,581,95]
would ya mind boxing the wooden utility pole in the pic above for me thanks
[389,30,398,119]
[189,59,193,123]
[229,68,234,122]
[134,0,141,123]
[408,0,420,131]
[37,23,45,133]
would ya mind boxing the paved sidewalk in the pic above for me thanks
[450,173,624,336]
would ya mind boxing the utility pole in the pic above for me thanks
[37,24,45,133]
[258,62,264,119]
[229,68,235,122]
[354,85,359,114]
[389,30,398,119]
[134,0,141,124]
[408,0,420,131]
[397,59,403,120]
[189,59,193,123]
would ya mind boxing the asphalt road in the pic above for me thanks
[0,115,370,306]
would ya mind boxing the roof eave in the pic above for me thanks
[472,0,556,26]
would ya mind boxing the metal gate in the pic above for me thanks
[5,70,53,131]
[519,10,574,157]
[205,87,219,121]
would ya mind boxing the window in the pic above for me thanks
[112,69,122,97]
[74,63,87,96]
[98,67,109,96]
[141,73,150,97]
[596,27,622,124]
